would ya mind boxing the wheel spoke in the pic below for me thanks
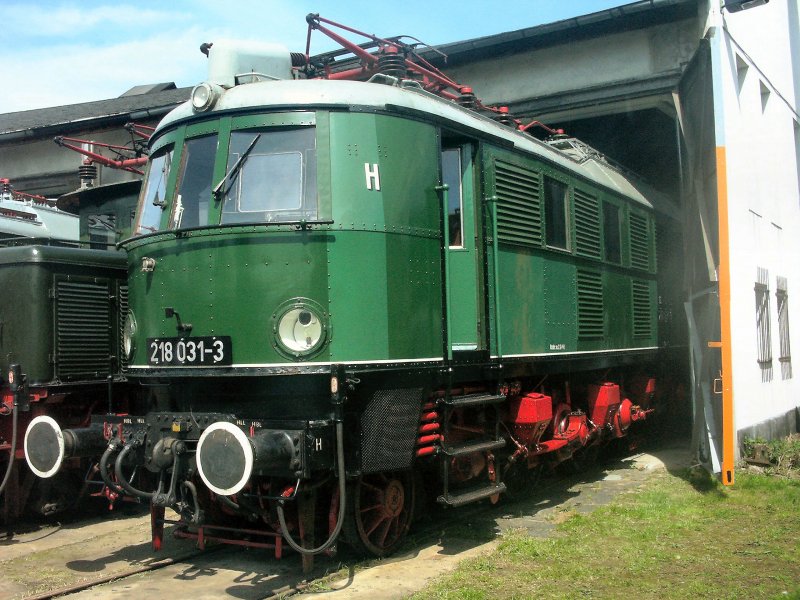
[359,502,383,514]
[361,508,384,536]
[366,513,390,537]
[375,514,393,546]
[361,481,384,493]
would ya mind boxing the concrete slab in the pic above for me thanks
[289,443,692,599]
[0,508,197,599]
[62,550,310,600]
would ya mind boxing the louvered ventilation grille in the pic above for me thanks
[118,284,129,370]
[56,280,111,379]
[495,161,542,247]
[632,280,652,338]
[574,189,601,258]
[629,212,651,270]
[577,270,604,340]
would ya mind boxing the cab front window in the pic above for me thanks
[134,146,173,236]
[170,134,218,230]
[221,127,317,224]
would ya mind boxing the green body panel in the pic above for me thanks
[497,251,657,355]
[603,268,634,350]
[328,112,442,361]
[0,246,126,384]
[126,103,657,373]
[126,111,443,368]
[483,144,658,358]
[324,230,442,361]
[127,229,331,365]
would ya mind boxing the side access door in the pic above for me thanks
[441,142,485,356]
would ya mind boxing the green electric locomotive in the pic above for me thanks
[25,19,664,557]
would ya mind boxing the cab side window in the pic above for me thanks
[442,148,464,248]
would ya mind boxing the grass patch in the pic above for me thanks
[412,469,800,599]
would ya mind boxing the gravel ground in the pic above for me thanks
[0,441,691,599]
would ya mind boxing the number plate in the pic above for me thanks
[147,336,232,366]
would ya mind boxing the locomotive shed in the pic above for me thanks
[0,0,798,586]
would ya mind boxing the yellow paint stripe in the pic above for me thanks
[716,146,735,486]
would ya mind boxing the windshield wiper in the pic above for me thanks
[212,134,261,201]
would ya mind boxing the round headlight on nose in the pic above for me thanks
[273,300,328,357]
[278,307,323,353]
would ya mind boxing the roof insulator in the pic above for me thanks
[457,87,478,109]
[493,106,514,127]
[378,47,407,79]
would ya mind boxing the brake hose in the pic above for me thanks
[99,440,125,494]
[181,480,202,524]
[276,420,346,555]
[114,442,156,500]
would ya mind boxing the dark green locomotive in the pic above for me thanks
[0,182,138,519]
[25,36,662,557]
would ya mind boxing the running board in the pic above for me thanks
[440,438,506,457]
[437,482,507,507]
[440,393,506,408]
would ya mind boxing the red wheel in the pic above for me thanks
[344,470,415,557]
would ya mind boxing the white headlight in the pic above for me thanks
[123,311,137,360]
[277,307,324,354]
[191,82,220,112]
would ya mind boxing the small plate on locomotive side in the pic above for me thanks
[147,336,232,366]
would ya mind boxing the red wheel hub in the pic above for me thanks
[382,479,405,518]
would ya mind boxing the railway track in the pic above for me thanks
[3,442,681,600]
[23,550,216,600]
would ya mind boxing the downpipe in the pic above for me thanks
[276,419,346,555]
[276,368,348,555]
[181,480,202,525]
[1,364,26,495]
[0,405,18,496]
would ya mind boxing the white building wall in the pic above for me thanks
[714,0,800,435]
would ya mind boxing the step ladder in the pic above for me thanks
[436,392,508,507]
